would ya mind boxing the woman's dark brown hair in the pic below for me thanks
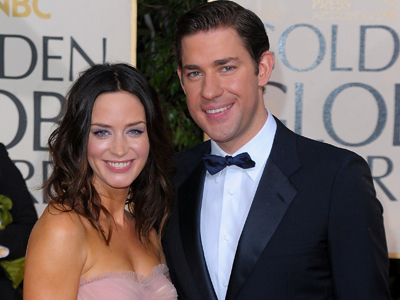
[45,63,174,244]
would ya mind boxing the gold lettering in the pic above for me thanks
[321,0,329,9]
[312,11,320,19]
[0,0,10,16]
[12,0,31,17]
[329,0,335,10]
[312,0,320,9]
[32,0,50,18]
[336,0,344,10]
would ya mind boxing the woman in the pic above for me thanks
[24,63,177,300]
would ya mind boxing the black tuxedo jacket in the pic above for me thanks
[163,118,390,300]
[0,143,37,299]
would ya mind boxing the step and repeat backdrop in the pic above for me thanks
[0,0,136,214]
[0,0,399,257]
[233,0,399,256]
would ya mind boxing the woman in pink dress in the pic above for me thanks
[24,63,177,300]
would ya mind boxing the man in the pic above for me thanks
[162,1,390,299]
[0,143,38,300]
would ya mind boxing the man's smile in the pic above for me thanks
[205,104,233,114]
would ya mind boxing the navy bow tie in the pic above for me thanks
[202,152,256,175]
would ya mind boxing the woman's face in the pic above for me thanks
[87,91,150,193]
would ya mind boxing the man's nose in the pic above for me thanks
[200,74,223,100]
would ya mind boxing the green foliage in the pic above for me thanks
[137,0,205,151]
[0,194,13,230]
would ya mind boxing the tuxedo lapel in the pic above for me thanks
[178,158,218,300]
[226,118,300,300]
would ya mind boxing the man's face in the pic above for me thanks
[178,27,274,154]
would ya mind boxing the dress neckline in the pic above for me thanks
[79,263,169,287]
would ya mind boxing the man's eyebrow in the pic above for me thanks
[182,57,240,70]
[182,64,200,71]
[213,57,239,66]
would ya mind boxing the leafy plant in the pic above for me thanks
[137,0,205,151]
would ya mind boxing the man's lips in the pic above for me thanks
[205,104,233,114]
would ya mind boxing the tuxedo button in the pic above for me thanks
[228,189,235,195]
[223,282,228,287]
[224,234,230,241]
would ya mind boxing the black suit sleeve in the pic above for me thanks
[0,144,38,260]
[328,153,390,299]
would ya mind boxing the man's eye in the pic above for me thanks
[188,71,201,77]
[222,66,234,72]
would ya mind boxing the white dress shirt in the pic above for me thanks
[200,111,277,300]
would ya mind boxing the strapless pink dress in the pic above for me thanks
[77,264,177,300]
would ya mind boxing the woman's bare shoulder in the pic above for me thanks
[27,203,89,264]
[33,203,87,240]
[24,204,88,300]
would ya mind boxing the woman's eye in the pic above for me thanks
[93,130,110,137]
[128,129,144,136]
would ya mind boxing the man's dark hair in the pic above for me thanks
[174,0,270,74]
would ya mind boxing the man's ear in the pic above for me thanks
[258,50,274,88]
[177,68,186,94]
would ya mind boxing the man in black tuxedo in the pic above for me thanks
[162,1,390,299]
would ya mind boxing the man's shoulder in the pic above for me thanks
[173,141,210,186]
[174,140,210,164]
[296,133,361,161]
[274,119,364,166]
[292,134,370,178]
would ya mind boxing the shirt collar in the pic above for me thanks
[210,109,277,181]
